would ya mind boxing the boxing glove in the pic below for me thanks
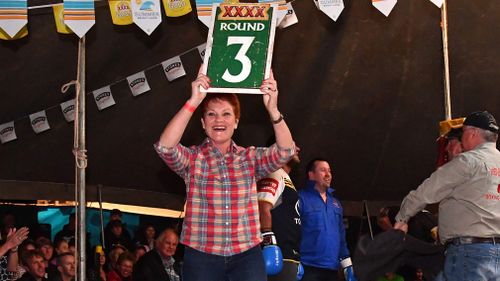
[296,262,304,280]
[261,231,283,275]
[340,257,358,281]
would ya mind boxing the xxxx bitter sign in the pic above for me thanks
[202,3,277,94]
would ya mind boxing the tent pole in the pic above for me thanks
[363,200,374,240]
[75,36,87,281]
[441,0,452,120]
[98,184,106,249]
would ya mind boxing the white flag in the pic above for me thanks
[131,0,162,35]
[60,99,76,122]
[429,0,443,8]
[317,0,344,22]
[162,56,186,81]
[197,43,206,60]
[127,71,151,96]
[372,0,397,17]
[93,86,116,110]
[29,110,50,134]
[278,3,298,29]
[0,121,17,144]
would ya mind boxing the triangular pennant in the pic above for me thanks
[0,0,27,37]
[60,99,76,122]
[29,110,51,134]
[197,43,206,60]
[53,4,74,34]
[0,25,27,40]
[429,0,443,8]
[108,0,133,25]
[93,86,116,110]
[162,0,192,17]
[64,0,95,38]
[195,0,218,27]
[278,2,298,29]
[260,0,288,26]
[162,56,186,81]
[127,71,151,96]
[372,0,397,17]
[131,0,162,35]
[0,121,17,144]
[317,0,343,21]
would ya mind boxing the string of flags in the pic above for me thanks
[0,0,444,40]
[0,42,206,144]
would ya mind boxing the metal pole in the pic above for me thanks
[76,36,87,281]
[441,0,452,120]
[98,184,106,249]
[363,200,374,240]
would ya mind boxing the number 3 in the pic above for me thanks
[222,36,255,83]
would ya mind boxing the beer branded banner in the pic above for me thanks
[53,4,73,34]
[0,121,16,144]
[202,3,278,94]
[162,56,186,81]
[0,24,26,40]
[127,71,151,96]
[64,0,95,38]
[93,86,116,110]
[372,0,397,17]
[108,0,133,25]
[0,0,27,37]
[131,0,161,35]
[429,0,443,8]
[316,0,344,22]
[278,3,298,29]
[197,43,206,60]
[162,0,192,17]
[60,99,76,122]
[29,110,50,134]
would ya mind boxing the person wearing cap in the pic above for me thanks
[394,111,500,280]
[444,127,463,161]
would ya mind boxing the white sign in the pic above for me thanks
[317,0,344,22]
[162,56,186,81]
[127,71,151,96]
[372,0,397,17]
[0,121,17,144]
[429,0,443,8]
[29,110,50,134]
[93,86,116,111]
[131,0,162,35]
[278,3,298,29]
[60,99,76,122]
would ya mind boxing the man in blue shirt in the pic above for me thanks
[299,158,357,281]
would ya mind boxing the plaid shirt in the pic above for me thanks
[155,138,294,256]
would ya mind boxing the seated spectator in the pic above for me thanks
[35,238,57,280]
[50,253,75,281]
[14,239,36,281]
[17,250,47,281]
[102,210,132,252]
[132,245,146,263]
[1,227,29,281]
[107,253,134,281]
[50,238,69,267]
[133,228,180,281]
[67,240,75,256]
[133,224,155,252]
[104,221,132,254]
[87,246,106,281]
[107,246,126,273]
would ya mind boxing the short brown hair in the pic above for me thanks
[200,93,241,120]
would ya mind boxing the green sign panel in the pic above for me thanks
[202,3,277,94]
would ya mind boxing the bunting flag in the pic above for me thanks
[64,0,95,37]
[162,56,186,81]
[93,86,116,110]
[0,121,16,144]
[197,43,206,60]
[0,0,27,37]
[315,0,343,21]
[127,71,150,96]
[372,0,397,17]
[29,110,50,134]
[131,0,162,35]
[108,0,133,25]
[0,24,27,40]
[278,3,298,29]
[53,4,73,34]
[429,0,443,8]
[162,0,192,17]
[60,99,76,122]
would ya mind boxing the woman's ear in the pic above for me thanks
[235,119,239,129]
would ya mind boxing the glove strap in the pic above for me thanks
[340,257,352,268]
[262,231,277,245]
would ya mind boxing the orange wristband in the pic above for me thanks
[183,102,196,113]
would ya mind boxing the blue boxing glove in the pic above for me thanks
[296,262,304,280]
[261,231,283,275]
[340,257,358,281]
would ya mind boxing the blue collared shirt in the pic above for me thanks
[299,180,350,270]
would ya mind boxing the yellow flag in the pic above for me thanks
[0,26,28,40]
[108,0,133,25]
[53,4,73,34]
[163,0,192,17]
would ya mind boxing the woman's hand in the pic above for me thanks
[261,70,280,119]
[190,65,210,107]
[6,227,29,250]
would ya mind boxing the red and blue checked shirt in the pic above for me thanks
[155,138,295,256]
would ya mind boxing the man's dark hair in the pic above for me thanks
[305,158,330,176]
[22,249,44,265]
[57,252,74,266]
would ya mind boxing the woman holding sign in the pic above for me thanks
[154,66,295,281]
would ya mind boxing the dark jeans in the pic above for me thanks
[182,245,267,281]
[302,265,338,281]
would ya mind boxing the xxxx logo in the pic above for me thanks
[219,4,269,20]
